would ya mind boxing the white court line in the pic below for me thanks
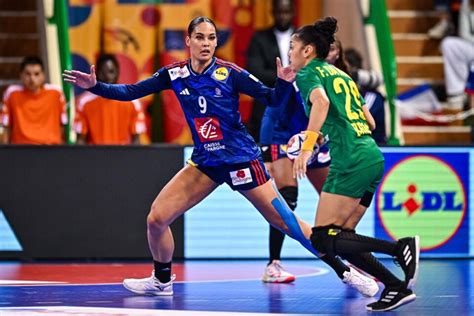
[0,267,329,287]
[0,306,309,315]
[0,281,66,285]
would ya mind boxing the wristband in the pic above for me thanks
[301,130,318,152]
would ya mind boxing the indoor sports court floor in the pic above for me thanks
[0,259,473,315]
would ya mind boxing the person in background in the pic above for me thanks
[75,54,146,145]
[1,56,67,144]
[246,0,295,142]
[345,48,386,144]
[440,0,474,109]
[427,0,461,39]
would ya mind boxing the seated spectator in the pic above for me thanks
[345,48,387,144]
[0,56,67,144]
[427,0,460,39]
[75,54,146,145]
[440,0,474,109]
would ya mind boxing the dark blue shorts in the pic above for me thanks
[189,157,270,191]
[260,144,331,169]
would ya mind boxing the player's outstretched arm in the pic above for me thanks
[63,65,97,89]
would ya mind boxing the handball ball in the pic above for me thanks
[286,133,319,162]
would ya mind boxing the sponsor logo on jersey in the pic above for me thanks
[230,168,253,186]
[179,88,190,95]
[194,117,224,142]
[377,155,466,250]
[169,66,190,81]
[213,67,229,81]
[214,87,222,97]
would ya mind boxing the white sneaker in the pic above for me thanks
[446,94,466,110]
[262,260,296,283]
[342,267,379,297]
[428,19,451,39]
[123,272,176,296]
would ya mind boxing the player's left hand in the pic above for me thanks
[293,150,313,179]
[276,57,296,82]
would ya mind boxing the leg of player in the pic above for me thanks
[305,165,378,293]
[263,157,297,283]
[123,165,219,296]
[311,192,419,311]
[240,179,377,297]
[305,166,329,194]
[339,192,405,301]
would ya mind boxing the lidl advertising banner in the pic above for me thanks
[184,147,474,259]
[376,149,470,257]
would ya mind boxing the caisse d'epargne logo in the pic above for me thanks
[377,155,466,251]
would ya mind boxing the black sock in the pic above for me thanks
[319,254,350,279]
[153,261,172,283]
[343,252,403,287]
[334,232,398,256]
[269,225,285,264]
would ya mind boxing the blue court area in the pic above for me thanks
[0,259,473,315]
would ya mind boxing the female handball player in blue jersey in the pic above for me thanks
[64,16,378,297]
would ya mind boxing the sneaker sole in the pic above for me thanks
[262,276,296,283]
[366,293,416,312]
[407,235,420,289]
[123,282,173,296]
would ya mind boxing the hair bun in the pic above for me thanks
[313,16,338,44]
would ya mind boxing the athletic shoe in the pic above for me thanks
[366,286,416,312]
[123,272,176,296]
[396,236,420,289]
[342,266,379,297]
[427,19,452,39]
[346,262,379,283]
[262,260,296,283]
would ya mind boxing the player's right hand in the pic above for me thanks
[63,65,97,89]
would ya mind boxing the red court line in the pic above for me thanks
[0,262,322,284]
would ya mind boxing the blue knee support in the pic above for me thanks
[270,182,319,256]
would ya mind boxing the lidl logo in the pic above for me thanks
[377,155,466,251]
[213,67,229,81]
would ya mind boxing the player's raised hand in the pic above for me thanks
[63,65,97,89]
[276,57,296,83]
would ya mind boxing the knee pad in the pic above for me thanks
[279,186,298,211]
[359,191,374,208]
[310,225,342,254]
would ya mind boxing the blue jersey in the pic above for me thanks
[89,57,293,166]
[260,83,309,145]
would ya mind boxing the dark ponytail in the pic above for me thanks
[293,16,338,59]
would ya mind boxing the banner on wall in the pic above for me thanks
[184,147,473,259]
[375,151,469,256]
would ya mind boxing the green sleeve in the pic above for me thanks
[296,69,323,106]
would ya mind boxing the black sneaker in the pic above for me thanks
[366,286,416,312]
[396,236,420,289]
